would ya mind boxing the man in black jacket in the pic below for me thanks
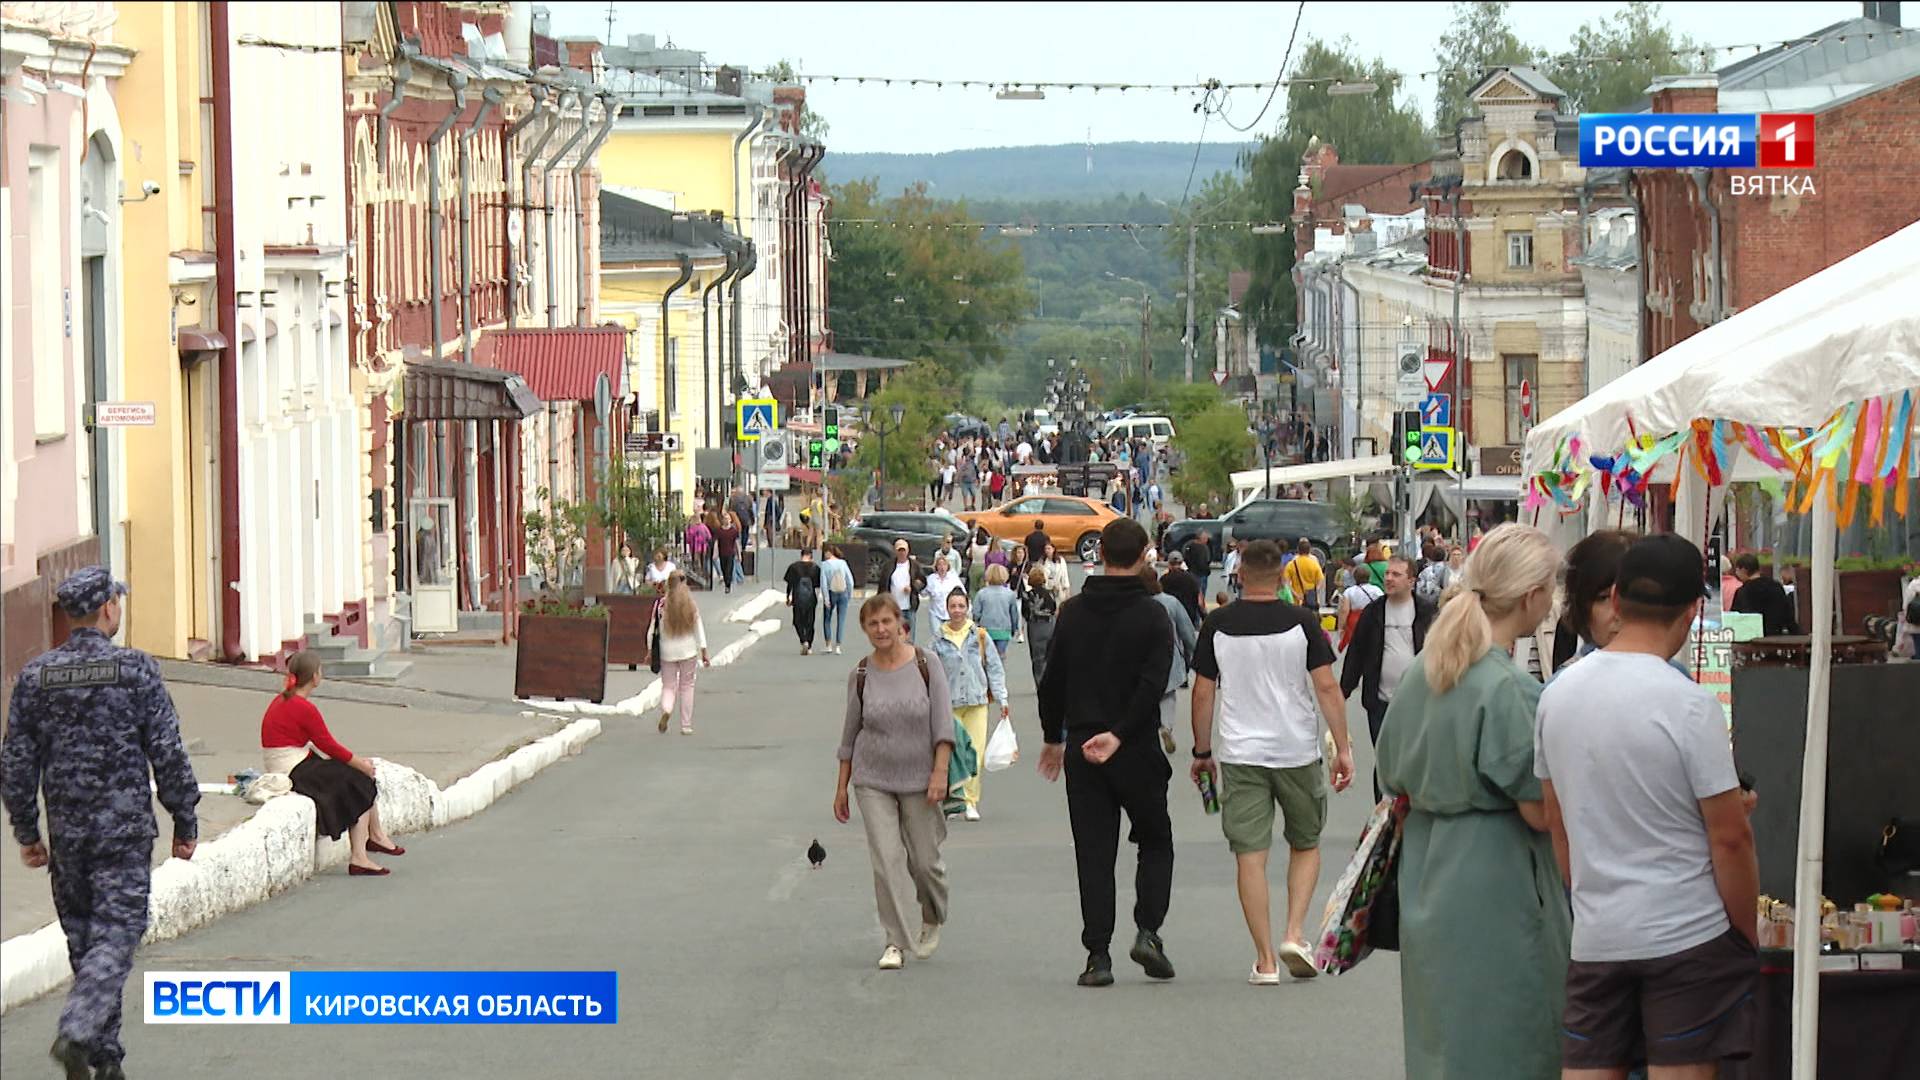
[1024,521,1051,565]
[1729,553,1799,637]
[1038,517,1177,988]
[1338,555,1435,800]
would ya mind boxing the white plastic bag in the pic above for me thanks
[983,716,1019,772]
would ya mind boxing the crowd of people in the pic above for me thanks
[830,502,1773,1080]
[921,423,1173,521]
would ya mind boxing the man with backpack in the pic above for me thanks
[1339,555,1435,800]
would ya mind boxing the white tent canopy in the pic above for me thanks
[1522,217,1920,1080]
[1231,455,1393,505]
[1525,218,1920,472]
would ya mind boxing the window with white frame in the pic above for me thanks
[1507,232,1534,269]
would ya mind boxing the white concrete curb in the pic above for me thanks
[725,588,785,623]
[0,716,601,1015]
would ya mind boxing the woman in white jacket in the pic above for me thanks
[654,573,711,734]
[922,553,966,617]
[1041,542,1073,604]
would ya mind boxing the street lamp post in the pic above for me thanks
[872,402,907,508]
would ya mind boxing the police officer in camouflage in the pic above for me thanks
[2,567,199,1080]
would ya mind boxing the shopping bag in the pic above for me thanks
[1313,794,1408,975]
[983,716,1019,772]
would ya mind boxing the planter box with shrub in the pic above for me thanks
[514,603,610,703]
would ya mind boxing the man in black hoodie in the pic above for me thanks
[1037,517,1177,987]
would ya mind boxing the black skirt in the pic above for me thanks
[289,755,378,840]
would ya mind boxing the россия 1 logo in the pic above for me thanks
[1578,113,1815,169]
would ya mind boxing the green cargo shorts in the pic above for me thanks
[1219,761,1327,853]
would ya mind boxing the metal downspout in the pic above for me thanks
[727,241,758,486]
[772,139,797,367]
[1337,265,1363,448]
[511,83,556,330]
[425,74,468,360]
[210,4,243,660]
[730,109,764,231]
[573,93,618,326]
[376,50,415,169]
[661,256,695,511]
[799,143,825,385]
[544,91,592,328]
[728,240,758,400]
[459,87,502,364]
[701,245,741,449]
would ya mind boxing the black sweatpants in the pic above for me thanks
[1063,734,1174,954]
[1366,698,1388,803]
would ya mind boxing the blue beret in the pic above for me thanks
[54,566,129,618]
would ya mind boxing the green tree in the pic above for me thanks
[1432,1,1540,131]
[850,362,951,487]
[1170,405,1255,512]
[1541,2,1703,114]
[828,180,1031,390]
[1238,38,1431,346]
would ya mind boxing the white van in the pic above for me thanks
[1103,415,1176,446]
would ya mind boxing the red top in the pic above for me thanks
[260,694,354,762]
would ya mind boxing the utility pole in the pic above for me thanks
[1184,221,1198,383]
[1141,291,1153,384]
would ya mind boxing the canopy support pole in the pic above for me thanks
[1789,493,1834,1080]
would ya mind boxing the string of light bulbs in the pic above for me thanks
[599,27,1913,96]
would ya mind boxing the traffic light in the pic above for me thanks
[822,406,841,454]
[1395,410,1422,465]
[808,438,825,470]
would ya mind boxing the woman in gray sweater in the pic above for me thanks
[1141,565,1197,754]
[835,594,956,971]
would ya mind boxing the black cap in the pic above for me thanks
[1617,533,1707,608]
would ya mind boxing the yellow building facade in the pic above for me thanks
[115,0,215,659]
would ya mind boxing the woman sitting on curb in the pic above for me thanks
[261,652,403,876]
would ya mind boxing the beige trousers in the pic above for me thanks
[854,785,951,951]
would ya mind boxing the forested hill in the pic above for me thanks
[821,141,1257,202]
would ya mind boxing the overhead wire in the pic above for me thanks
[1214,0,1307,135]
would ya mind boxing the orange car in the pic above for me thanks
[959,495,1123,564]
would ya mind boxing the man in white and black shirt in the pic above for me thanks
[1190,540,1354,983]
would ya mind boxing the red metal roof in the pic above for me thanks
[487,328,627,403]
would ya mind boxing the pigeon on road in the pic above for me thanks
[807,839,826,868]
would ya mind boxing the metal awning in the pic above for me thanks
[489,327,626,402]
[177,327,228,369]
[402,359,542,422]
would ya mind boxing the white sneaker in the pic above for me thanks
[1248,966,1282,986]
[878,945,904,970]
[914,923,942,959]
[1279,940,1319,979]
[963,805,981,822]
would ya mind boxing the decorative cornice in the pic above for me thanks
[0,18,135,79]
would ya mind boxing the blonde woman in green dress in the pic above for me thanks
[1375,524,1572,1080]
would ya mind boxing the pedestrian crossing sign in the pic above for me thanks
[737,399,778,441]
[1416,428,1455,471]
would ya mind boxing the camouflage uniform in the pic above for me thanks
[1,567,198,1074]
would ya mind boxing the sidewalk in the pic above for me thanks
[0,582,781,941]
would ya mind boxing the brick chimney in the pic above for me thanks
[1647,73,1719,115]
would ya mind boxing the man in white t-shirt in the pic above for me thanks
[1190,541,1354,983]
[1016,440,1033,464]
[1338,555,1435,800]
[887,541,927,642]
[1537,533,1759,1076]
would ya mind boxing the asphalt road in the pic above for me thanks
[0,588,1405,1079]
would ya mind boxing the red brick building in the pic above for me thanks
[1637,17,1920,357]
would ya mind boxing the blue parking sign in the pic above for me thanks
[1419,393,1451,429]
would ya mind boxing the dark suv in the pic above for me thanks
[1161,499,1344,565]
[846,509,1009,583]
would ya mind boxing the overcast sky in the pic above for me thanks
[547,1,1869,153]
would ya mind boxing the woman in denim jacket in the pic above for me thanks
[929,588,1008,822]
[971,565,1022,658]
